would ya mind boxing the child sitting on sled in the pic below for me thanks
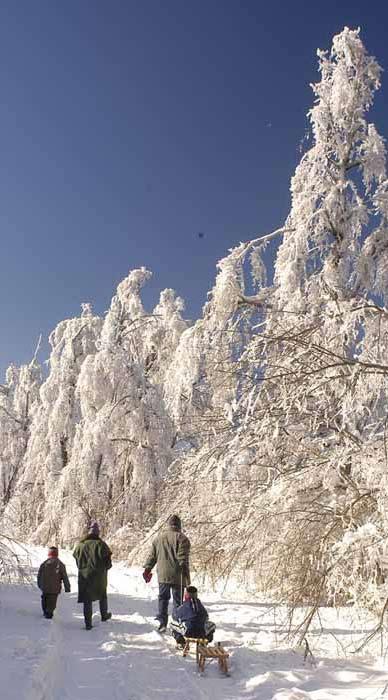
[170,585,216,647]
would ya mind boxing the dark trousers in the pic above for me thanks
[41,593,58,618]
[83,595,108,625]
[157,583,182,626]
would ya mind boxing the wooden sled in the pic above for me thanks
[182,636,209,664]
[197,642,229,675]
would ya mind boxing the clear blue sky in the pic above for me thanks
[1,0,388,380]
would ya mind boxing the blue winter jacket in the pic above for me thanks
[175,598,208,637]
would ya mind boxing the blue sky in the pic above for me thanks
[1,0,388,379]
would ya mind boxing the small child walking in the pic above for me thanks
[37,546,71,619]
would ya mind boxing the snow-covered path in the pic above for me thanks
[1,546,388,700]
[0,562,204,700]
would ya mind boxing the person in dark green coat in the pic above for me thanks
[143,514,191,631]
[73,522,112,630]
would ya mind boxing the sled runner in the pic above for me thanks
[197,642,229,675]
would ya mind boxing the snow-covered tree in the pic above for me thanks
[39,270,184,546]
[154,29,388,635]
[0,358,41,509]
[5,305,102,539]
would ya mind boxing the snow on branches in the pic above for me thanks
[274,27,388,309]
[151,27,388,635]
[2,28,388,645]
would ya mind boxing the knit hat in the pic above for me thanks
[168,514,181,530]
[184,586,198,600]
[184,586,199,612]
[48,546,58,558]
[88,521,100,536]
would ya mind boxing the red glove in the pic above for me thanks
[142,569,152,583]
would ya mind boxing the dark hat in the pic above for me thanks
[184,586,198,601]
[88,521,100,536]
[168,514,181,530]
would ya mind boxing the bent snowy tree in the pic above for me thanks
[155,27,388,634]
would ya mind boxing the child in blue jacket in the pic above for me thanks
[170,586,216,647]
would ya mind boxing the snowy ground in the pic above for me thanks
[1,547,388,700]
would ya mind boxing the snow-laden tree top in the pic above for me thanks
[276,27,387,306]
[220,28,388,317]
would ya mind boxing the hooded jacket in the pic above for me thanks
[174,597,208,637]
[144,525,190,585]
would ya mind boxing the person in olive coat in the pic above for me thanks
[73,522,112,630]
[143,514,190,631]
[37,546,71,619]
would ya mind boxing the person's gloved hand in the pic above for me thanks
[65,586,71,593]
[142,569,152,583]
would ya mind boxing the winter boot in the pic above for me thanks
[101,612,112,622]
[85,621,92,630]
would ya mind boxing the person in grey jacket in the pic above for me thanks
[37,546,71,619]
[143,514,190,631]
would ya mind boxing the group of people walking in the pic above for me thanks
[37,514,215,645]
[37,521,112,629]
